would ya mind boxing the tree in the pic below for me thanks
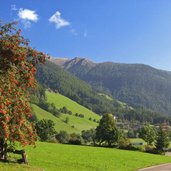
[35,119,56,141]
[139,124,156,145]
[155,125,169,153]
[81,129,96,145]
[56,131,69,144]
[127,128,136,138]
[96,114,120,147]
[0,21,47,161]
[68,133,82,145]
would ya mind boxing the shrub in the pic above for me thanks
[68,133,82,145]
[144,144,157,154]
[118,138,131,149]
[56,131,69,144]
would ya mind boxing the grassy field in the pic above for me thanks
[32,104,99,133]
[32,91,101,133]
[1,142,171,171]
[46,91,100,120]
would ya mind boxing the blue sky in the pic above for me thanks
[1,0,171,70]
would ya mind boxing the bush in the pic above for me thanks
[64,117,69,124]
[93,119,96,122]
[56,131,69,144]
[81,129,96,144]
[68,111,72,115]
[60,107,72,115]
[69,139,82,145]
[38,101,60,117]
[68,133,82,145]
[118,138,131,149]
[79,114,84,118]
[127,129,136,138]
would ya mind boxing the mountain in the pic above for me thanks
[51,57,171,115]
[35,61,130,115]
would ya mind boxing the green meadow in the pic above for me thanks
[32,91,100,133]
[1,142,171,171]
[46,91,100,120]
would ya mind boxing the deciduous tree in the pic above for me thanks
[139,124,156,145]
[96,114,119,147]
[0,21,47,161]
[35,119,56,141]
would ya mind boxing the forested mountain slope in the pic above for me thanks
[52,57,171,115]
[35,61,128,115]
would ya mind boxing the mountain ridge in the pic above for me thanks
[51,56,171,73]
[51,57,171,115]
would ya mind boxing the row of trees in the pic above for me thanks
[35,114,170,154]
[95,114,169,153]
[139,124,169,153]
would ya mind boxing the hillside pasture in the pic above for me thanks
[32,104,98,133]
[46,91,100,120]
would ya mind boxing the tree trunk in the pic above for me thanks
[0,140,3,159]
[0,139,7,161]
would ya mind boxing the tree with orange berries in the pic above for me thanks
[0,21,47,161]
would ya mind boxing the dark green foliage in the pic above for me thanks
[35,61,171,124]
[36,61,125,115]
[68,133,82,145]
[114,108,171,124]
[60,106,72,115]
[38,101,60,117]
[118,138,131,149]
[81,129,96,144]
[78,114,84,118]
[64,117,69,124]
[30,85,60,117]
[127,129,137,138]
[155,125,169,152]
[35,119,56,141]
[59,57,171,115]
[30,84,47,104]
[139,124,156,145]
[55,131,69,144]
[96,114,120,147]
[68,111,72,115]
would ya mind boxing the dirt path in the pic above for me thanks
[139,163,171,171]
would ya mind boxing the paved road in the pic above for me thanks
[139,163,171,171]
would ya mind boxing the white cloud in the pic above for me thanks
[18,8,38,28]
[11,4,17,11]
[49,11,70,29]
[18,8,38,21]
